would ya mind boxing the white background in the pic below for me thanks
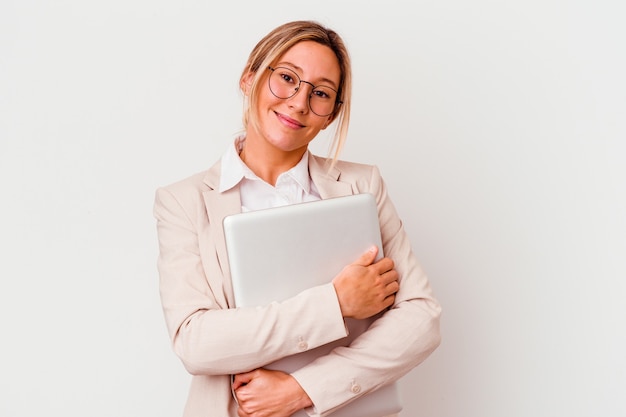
[1,1,625,416]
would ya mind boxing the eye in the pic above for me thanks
[312,88,333,100]
[279,71,297,85]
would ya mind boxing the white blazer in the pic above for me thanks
[154,152,442,417]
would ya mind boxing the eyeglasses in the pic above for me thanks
[267,66,342,117]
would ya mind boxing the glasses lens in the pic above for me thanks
[309,86,337,117]
[269,67,299,99]
[268,67,339,117]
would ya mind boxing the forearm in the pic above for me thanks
[168,283,348,375]
[292,296,441,414]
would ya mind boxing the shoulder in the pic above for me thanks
[156,159,221,198]
[158,169,210,196]
[154,159,221,216]
[309,153,384,197]
[153,170,208,222]
[310,153,381,180]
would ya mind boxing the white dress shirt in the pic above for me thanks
[219,137,321,211]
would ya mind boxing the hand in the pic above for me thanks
[232,368,313,417]
[332,246,399,319]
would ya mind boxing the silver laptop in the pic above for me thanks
[223,193,402,417]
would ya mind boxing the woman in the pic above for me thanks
[154,20,441,417]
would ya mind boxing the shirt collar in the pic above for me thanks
[219,137,250,193]
[284,150,312,194]
[219,137,312,194]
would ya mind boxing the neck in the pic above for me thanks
[240,142,307,186]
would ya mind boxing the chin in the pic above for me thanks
[267,137,310,154]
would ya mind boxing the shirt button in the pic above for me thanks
[351,384,361,394]
[297,341,308,350]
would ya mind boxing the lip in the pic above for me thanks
[275,111,305,129]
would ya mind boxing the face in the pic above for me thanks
[244,41,341,156]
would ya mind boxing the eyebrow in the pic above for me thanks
[276,61,339,89]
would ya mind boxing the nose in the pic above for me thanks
[288,81,313,113]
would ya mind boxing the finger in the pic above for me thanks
[381,268,399,285]
[383,292,396,309]
[232,372,253,390]
[353,246,378,267]
[372,257,395,275]
[385,279,400,295]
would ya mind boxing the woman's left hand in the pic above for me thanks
[233,368,313,417]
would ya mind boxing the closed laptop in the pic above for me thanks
[223,193,402,417]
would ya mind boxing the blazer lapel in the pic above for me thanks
[201,160,242,306]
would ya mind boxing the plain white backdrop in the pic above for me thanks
[1,1,625,416]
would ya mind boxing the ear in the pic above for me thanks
[240,72,254,96]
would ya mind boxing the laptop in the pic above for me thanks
[223,193,403,417]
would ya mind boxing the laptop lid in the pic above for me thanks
[223,193,402,417]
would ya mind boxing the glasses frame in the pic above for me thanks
[266,66,342,117]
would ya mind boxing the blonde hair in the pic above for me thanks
[239,20,352,168]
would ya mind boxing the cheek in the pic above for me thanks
[257,89,281,113]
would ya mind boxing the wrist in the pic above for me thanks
[289,375,313,410]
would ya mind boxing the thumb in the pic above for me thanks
[353,245,378,266]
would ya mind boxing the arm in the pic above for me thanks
[154,185,349,375]
[291,165,442,416]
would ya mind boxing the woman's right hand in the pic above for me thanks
[332,246,399,319]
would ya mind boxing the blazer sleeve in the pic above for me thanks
[154,185,349,376]
[291,165,442,416]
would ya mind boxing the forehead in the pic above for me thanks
[275,41,341,87]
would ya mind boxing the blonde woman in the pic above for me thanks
[154,20,441,417]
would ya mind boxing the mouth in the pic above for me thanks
[275,111,305,129]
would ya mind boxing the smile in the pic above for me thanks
[275,111,305,129]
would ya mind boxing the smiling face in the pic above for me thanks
[242,41,342,162]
